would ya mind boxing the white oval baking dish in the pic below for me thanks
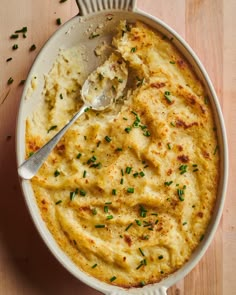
[16,0,228,294]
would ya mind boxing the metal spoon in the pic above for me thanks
[18,54,127,179]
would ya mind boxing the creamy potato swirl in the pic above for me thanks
[26,21,219,287]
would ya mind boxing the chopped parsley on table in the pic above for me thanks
[56,18,62,25]
[29,44,36,51]
[7,77,14,85]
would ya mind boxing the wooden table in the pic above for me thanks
[0,0,235,294]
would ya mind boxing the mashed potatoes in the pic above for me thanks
[26,21,219,288]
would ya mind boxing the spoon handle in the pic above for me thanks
[18,104,88,180]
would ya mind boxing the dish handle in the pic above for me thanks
[76,0,137,16]
[105,286,167,295]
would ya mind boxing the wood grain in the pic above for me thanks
[0,0,235,294]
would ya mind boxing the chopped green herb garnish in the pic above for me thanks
[47,125,57,133]
[80,189,86,196]
[133,172,139,178]
[125,223,133,231]
[139,171,145,177]
[120,178,124,184]
[59,93,63,99]
[143,221,152,227]
[7,77,14,85]
[87,155,96,164]
[127,187,134,193]
[29,44,36,51]
[140,124,147,130]
[92,208,97,215]
[200,234,205,241]
[89,33,100,39]
[192,164,198,167]
[136,259,147,270]
[92,263,97,268]
[28,152,34,157]
[164,91,172,103]
[135,219,142,226]
[167,143,171,150]
[112,189,117,195]
[170,122,175,127]
[76,153,82,159]
[84,107,90,113]
[183,222,187,225]
[139,248,145,256]
[170,61,175,64]
[164,181,173,186]
[179,164,187,174]
[107,215,113,220]
[55,200,62,205]
[54,170,60,177]
[83,170,87,178]
[104,135,112,142]
[56,18,62,25]
[90,162,102,169]
[158,255,164,260]
[193,168,199,172]
[160,270,164,274]
[121,169,124,176]
[131,47,137,52]
[10,34,18,39]
[110,276,117,282]
[131,110,137,116]
[12,44,18,50]
[15,27,27,33]
[125,127,132,133]
[126,166,132,174]
[140,205,147,217]
[74,188,79,194]
[104,206,109,213]
[143,130,151,137]
[116,147,122,151]
[105,201,112,205]
[95,224,105,228]
[177,188,184,201]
